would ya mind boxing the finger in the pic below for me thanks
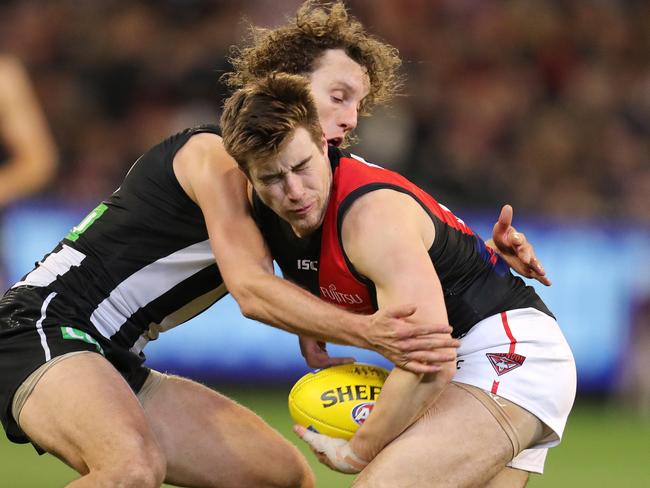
[406,349,458,364]
[385,302,417,319]
[399,361,443,374]
[293,424,309,441]
[326,356,356,366]
[534,274,552,286]
[398,360,447,374]
[397,323,454,338]
[306,359,331,368]
[529,257,545,275]
[294,425,325,452]
[515,243,533,264]
[413,323,454,334]
[494,204,513,234]
[394,334,459,352]
[510,231,524,247]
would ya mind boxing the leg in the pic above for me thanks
[353,383,540,488]
[140,372,314,488]
[484,467,529,488]
[18,352,166,487]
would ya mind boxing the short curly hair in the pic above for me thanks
[223,1,402,116]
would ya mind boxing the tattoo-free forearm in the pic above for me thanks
[348,363,455,461]
[228,271,372,347]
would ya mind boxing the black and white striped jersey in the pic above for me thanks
[12,125,226,354]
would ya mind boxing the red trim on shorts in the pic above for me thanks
[501,311,516,354]
[491,380,500,394]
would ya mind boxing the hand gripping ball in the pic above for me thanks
[288,363,390,440]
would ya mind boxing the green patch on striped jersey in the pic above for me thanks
[60,326,104,355]
[66,203,108,241]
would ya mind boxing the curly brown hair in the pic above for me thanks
[220,73,323,174]
[223,1,402,116]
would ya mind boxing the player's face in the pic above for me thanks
[308,49,370,147]
[248,127,331,237]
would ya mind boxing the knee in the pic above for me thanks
[120,453,166,488]
[281,454,315,488]
[100,436,167,487]
[255,445,315,488]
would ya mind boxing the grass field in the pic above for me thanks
[1,388,648,487]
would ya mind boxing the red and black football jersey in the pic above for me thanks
[253,146,552,338]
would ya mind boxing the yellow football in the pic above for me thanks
[288,363,390,440]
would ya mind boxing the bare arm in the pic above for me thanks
[0,56,57,208]
[341,190,457,461]
[172,133,456,372]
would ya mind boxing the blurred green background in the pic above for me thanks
[1,387,648,487]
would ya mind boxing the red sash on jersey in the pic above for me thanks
[318,155,474,313]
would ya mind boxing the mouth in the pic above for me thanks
[327,137,343,147]
[290,202,314,216]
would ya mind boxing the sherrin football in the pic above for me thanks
[288,363,390,440]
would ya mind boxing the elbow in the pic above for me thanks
[227,279,262,320]
[237,299,259,321]
[16,151,58,194]
[33,154,58,190]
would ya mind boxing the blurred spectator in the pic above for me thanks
[0,56,57,209]
[0,0,647,220]
[0,54,58,286]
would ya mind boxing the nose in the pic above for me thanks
[338,104,358,132]
[284,173,304,201]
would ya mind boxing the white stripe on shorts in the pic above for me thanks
[36,292,57,361]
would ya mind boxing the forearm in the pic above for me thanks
[348,363,454,460]
[229,271,371,348]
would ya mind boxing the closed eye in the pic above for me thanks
[259,174,282,185]
[293,162,309,173]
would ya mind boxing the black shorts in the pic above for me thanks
[0,286,150,445]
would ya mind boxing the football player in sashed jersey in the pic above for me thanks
[0,2,550,487]
[220,73,577,488]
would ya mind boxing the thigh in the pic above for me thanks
[455,382,545,457]
[140,372,314,488]
[484,467,530,488]
[353,383,514,488]
[18,352,161,474]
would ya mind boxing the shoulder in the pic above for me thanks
[343,188,421,228]
[174,131,232,180]
[341,188,435,255]
[173,130,245,206]
[176,132,225,162]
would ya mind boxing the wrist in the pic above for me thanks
[338,311,372,349]
[348,430,380,463]
[341,443,370,471]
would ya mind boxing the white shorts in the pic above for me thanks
[453,307,576,473]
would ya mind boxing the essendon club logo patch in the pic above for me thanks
[486,352,526,376]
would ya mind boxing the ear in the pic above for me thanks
[246,181,254,206]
